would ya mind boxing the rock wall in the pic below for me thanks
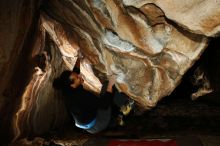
[1,0,220,144]
[0,0,42,143]
[41,0,211,108]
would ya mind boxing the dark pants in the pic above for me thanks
[86,89,130,133]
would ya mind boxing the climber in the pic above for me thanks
[53,67,134,134]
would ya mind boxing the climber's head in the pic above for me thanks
[53,68,83,90]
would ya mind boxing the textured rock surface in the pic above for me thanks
[42,0,209,109]
[123,0,220,37]
[0,0,43,143]
[0,0,220,144]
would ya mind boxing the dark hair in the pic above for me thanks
[53,66,81,90]
[53,70,72,90]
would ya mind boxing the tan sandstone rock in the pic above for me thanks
[1,0,220,143]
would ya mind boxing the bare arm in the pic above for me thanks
[106,75,116,93]
[98,75,117,109]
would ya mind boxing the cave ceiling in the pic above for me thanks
[0,0,220,143]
